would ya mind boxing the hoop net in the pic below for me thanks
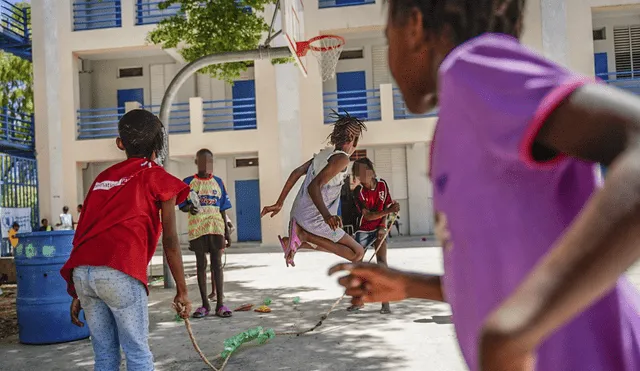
[298,35,345,82]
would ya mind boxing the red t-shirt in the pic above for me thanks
[60,158,189,298]
[355,178,393,232]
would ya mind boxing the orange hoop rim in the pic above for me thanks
[296,35,345,57]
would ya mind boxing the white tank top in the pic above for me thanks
[312,147,349,188]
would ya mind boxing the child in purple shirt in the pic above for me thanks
[331,1,640,371]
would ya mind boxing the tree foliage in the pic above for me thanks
[148,0,291,83]
[0,1,33,115]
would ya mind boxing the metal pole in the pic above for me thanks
[159,46,291,289]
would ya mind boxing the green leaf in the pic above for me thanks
[147,0,290,84]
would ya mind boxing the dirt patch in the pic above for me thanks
[0,285,17,340]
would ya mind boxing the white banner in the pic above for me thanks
[1,208,32,238]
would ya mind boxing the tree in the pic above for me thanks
[148,0,291,83]
[0,0,33,116]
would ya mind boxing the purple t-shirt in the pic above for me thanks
[431,33,640,371]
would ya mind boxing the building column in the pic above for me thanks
[540,0,569,66]
[32,0,78,222]
[255,61,304,246]
[406,142,433,235]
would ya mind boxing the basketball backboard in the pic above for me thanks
[281,0,307,76]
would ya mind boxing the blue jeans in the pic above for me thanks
[73,266,153,371]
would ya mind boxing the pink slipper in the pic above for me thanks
[286,219,303,267]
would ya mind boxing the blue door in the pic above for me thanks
[235,179,262,242]
[336,71,367,119]
[594,53,609,81]
[117,88,144,115]
[232,80,256,130]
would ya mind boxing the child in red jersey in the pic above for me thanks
[351,157,399,314]
[61,110,191,371]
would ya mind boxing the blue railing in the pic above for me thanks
[203,97,257,132]
[0,0,30,41]
[76,107,120,139]
[393,88,438,119]
[0,108,34,150]
[597,71,640,95]
[0,153,39,233]
[319,0,376,9]
[135,0,182,25]
[141,103,191,134]
[73,0,122,31]
[323,89,381,123]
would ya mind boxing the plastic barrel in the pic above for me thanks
[14,231,90,344]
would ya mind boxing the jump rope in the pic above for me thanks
[174,213,399,371]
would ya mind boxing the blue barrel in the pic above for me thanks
[14,231,90,344]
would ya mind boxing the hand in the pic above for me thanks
[261,203,282,218]
[329,263,410,306]
[478,311,536,371]
[70,298,84,327]
[173,293,191,319]
[189,205,199,215]
[225,233,231,248]
[387,202,400,214]
[324,215,342,230]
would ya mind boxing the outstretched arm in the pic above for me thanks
[480,84,640,368]
[261,159,312,217]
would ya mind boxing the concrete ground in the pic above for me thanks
[1,239,640,371]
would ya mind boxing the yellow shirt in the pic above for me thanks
[8,228,18,248]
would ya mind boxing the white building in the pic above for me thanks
[30,0,640,246]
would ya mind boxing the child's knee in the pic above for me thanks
[351,246,365,262]
[196,256,208,270]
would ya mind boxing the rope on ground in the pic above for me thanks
[177,213,398,370]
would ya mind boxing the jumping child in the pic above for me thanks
[180,149,232,318]
[351,158,399,314]
[261,112,367,267]
[61,109,191,370]
[331,1,640,371]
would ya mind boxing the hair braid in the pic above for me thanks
[327,110,367,147]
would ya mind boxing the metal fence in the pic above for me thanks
[0,153,38,229]
[203,97,257,132]
[135,0,182,25]
[393,87,438,119]
[318,0,376,9]
[0,107,34,150]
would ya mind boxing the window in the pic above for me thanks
[235,157,259,167]
[593,27,606,41]
[118,67,143,78]
[339,49,364,60]
[613,25,640,79]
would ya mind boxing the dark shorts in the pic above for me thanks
[354,229,388,250]
[189,234,224,254]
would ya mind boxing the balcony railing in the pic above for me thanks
[0,108,34,150]
[77,103,191,139]
[323,89,382,123]
[393,88,438,119]
[73,0,122,31]
[0,0,30,41]
[76,107,120,139]
[141,102,191,134]
[319,0,376,9]
[203,97,257,132]
[135,0,182,25]
[597,71,640,95]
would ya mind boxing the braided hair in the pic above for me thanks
[118,109,165,159]
[387,0,525,46]
[327,110,367,147]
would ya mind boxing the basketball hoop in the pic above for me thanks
[296,35,345,82]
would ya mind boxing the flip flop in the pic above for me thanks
[216,305,232,318]
[192,306,210,318]
[278,235,294,267]
[254,305,272,313]
[380,304,392,314]
[286,219,303,267]
[234,303,254,312]
[347,304,364,312]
